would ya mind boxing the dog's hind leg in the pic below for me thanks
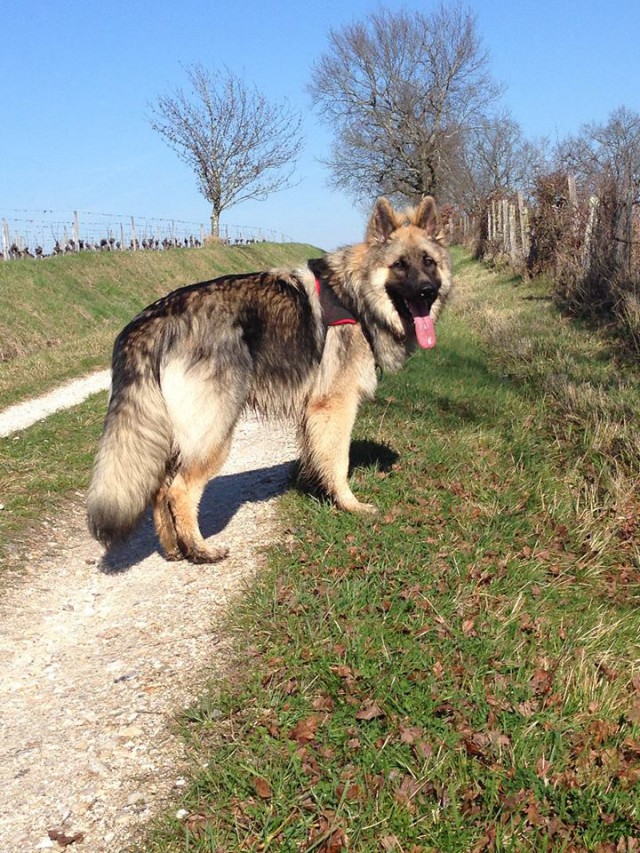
[158,358,247,563]
[153,479,183,561]
[300,392,377,515]
[162,433,234,563]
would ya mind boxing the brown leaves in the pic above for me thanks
[399,723,433,761]
[305,813,348,852]
[393,773,424,806]
[312,691,335,712]
[252,776,273,799]
[289,715,320,746]
[529,667,554,697]
[355,699,385,721]
[47,830,84,847]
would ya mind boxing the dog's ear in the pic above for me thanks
[412,196,444,242]
[366,198,398,244]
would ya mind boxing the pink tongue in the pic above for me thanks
[409,305,436,349]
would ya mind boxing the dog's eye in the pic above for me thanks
[423,253,435,269]
[392,257,408,272]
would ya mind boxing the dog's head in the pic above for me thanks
[365,196,452,349]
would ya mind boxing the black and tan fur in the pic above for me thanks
[87,197,452,563]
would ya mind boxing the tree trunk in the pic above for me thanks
[210,207,220,238]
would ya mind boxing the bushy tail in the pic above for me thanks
[87,375,172,549]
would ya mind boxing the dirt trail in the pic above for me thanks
[0,396,297,852]
[0,371,112,437]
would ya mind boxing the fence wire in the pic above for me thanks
[1,209,293,259]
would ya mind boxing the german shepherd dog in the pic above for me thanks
[87,197,452,563]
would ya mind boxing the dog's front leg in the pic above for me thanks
[300,393,377,514]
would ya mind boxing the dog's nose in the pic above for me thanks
[419,281,440,300]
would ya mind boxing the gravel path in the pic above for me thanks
[0,377,298,851]
[0,371,112,438]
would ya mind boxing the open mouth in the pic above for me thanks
[388,291,438,350]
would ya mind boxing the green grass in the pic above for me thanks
[0,393,106,557]
[0,242,321,408]
[134,248,640,851]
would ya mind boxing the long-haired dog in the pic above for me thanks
[87,197,452,563]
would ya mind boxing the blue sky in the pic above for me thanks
[1,0,638,250]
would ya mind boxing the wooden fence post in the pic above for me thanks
[2,219,10,260]
[500,199,509,253]
[508,202,517,262]
[583,196,599,269]
[517,193,529,259]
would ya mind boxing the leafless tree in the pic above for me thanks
[149,64,303,236]
[451,112,549,209]
[558,106,640,202]
[308,3,503,206]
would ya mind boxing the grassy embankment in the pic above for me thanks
[0,242,321,552]
[1,245,640,848]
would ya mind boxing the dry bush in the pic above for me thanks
[526,173,640,350]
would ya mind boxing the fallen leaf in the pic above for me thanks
[330,664,355,679]
[355,700,385,721]
[306,814,348,852]
[253,776,272,799]
[536,756,551,780]
[432,660,445,678]
[530,668,553,696]
[394,773,422,805]
[289,715,320,746]
[525,799,544,826]
[399,724,422,744]
[414,739,433,760]
[312,692,335,712]
[47,830,84,847]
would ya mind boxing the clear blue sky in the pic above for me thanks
[1,0,638,250]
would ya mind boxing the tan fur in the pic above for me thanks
[87,197,452,564]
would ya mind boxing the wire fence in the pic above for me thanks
[0,209,294,259]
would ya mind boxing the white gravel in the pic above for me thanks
[0,374,298,852]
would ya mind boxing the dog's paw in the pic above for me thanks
[164,549,186,562]
[186,544,230,564]
[354,502,378,515]
[338,496,378,515]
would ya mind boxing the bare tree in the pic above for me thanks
[308,3,503,206]
[558,107,640,201]
[451,112,549,209]
[149,64,303,236]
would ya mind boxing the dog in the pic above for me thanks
[87,196,452,563]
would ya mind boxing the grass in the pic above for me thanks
[132,248,640,851]
[0,241,321,408]
[0,393,106,557]
[2,246,640,848]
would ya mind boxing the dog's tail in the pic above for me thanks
[87,373,173,549]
